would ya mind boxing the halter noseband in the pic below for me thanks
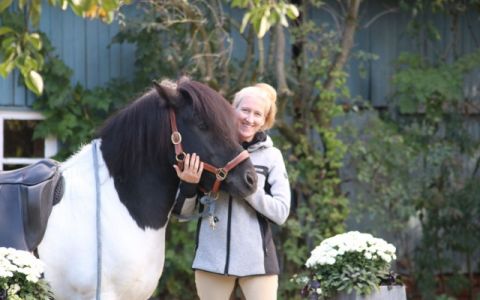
[169,109,249,195]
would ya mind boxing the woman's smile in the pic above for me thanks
[235,95,267,142]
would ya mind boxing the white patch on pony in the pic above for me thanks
[38,142,168,300]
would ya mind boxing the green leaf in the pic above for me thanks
[60,0,68,10]
[27,33,42,50]
[286,4,299,19]
[102,0,119,11]
[25,70,44,95]
[0,59,15,77]
[103,10,115,23]
[69,3,83,16]
[239,12,251,33]
[279,13,288,27]
[257,13,270,38]
[231,0,248,8]
[1,36,16,49]
[22,55,40,70]
[18,0,26,9]
[30,0,42,27]
[0,0,12,13]
[0,26,14,36]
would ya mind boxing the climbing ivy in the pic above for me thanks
[32,33,136,159]
[343,2,480,298]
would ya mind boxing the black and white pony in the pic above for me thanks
[36,78,257,299]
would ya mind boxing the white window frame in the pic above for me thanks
[0,110,58,171]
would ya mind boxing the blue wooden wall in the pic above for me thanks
[0,5,135,108]
[1,2,479,111]
[228,1,480,109]
[345,1,480,108]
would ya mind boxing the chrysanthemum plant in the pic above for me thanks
[0,247,53,300]
[298,231,400,299]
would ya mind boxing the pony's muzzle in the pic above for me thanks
[245,170,257,190]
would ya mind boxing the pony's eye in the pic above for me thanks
[197,120,208,130]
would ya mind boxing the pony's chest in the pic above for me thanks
[102,227,167,300]
[47,169,167,299]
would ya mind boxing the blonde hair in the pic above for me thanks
[233,83,278,130]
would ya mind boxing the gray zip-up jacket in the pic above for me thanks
[173,134,291,276]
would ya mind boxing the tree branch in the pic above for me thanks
[323,0,361,92]
[238,28,255,84]
[362,7,398,29]
[275,23,291,95]
[276,120,301,145]
[258,37,265,77]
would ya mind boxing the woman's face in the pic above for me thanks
[235,95,267,142]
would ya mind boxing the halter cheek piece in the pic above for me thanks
[169,109,249,195]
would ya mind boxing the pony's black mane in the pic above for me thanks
[98,78,238,179]
[98,88,170,178]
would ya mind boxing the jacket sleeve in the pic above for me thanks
[244,148,291,225]
[172,181,199,220]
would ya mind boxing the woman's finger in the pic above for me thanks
[193,153,200,171]
[184,153,191,169]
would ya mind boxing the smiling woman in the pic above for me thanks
[233,83,277,143]
[173,82,291,300]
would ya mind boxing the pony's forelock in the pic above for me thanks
[177,80,238,147]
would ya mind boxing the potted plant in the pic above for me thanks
[297,231,405,300]
[0,247,53,300]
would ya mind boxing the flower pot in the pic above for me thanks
[330,285,406,300]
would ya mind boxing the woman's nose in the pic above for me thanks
[245,113,254,123]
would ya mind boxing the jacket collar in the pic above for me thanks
[242,131,272,152]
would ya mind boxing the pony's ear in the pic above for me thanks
[153,79,184,108]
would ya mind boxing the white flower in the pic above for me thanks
[302,232,399,297]
[325,257,336,265]
[0,247,51,298]
[305,231,397,269]
[8,283,21,295]
[0,270,14,277]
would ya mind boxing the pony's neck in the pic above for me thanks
[111,165,179,230]
[100,140,179,230]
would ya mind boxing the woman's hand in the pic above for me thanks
[173,153,204,184]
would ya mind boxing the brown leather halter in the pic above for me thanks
[169,109,250,195]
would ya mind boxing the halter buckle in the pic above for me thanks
[171,132,182,144]
[176,152,186,162]
[215,168,228,181]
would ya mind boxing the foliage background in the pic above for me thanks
[2,0,480,299]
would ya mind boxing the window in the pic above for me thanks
[0,110,57,171]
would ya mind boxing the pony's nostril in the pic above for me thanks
[245,171,257,187]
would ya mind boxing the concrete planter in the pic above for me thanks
[330,285,406,300]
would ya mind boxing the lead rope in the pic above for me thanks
[92,140,102,300]
[175,193,219,227]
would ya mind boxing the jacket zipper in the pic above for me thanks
[223,195,233,274]
[257,213,268,256]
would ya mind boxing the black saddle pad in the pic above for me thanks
[0,159,64,251]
